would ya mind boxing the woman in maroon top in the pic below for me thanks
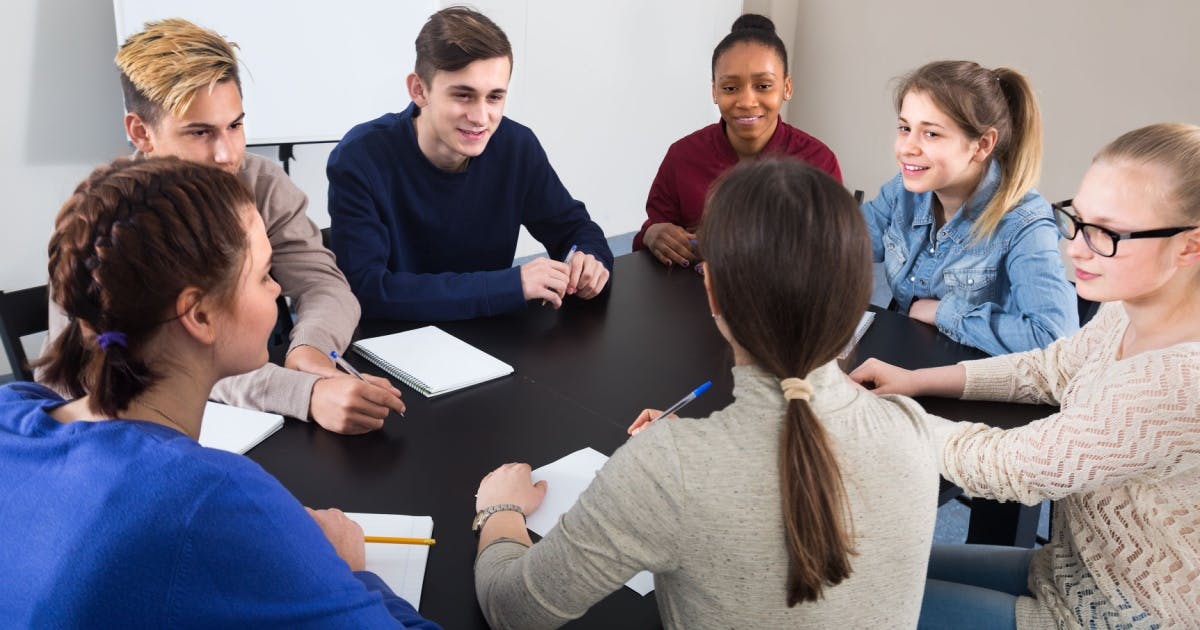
[634,14,842,266]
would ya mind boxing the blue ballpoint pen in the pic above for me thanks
[652,380,712,422]
[329,350,365,381]
[330,350,405,417]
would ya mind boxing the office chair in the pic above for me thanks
[0,285,49,382]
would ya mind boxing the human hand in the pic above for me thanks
[310,374,405,434]
[305,507,366,572]
[475,463,547,515]
[285,344,340,378]
[643,223,697,267]
[520,257,570,308]
[566,252,610,299]
[626,408,679,436]
[847,358,922,396]
[908,299,940,325]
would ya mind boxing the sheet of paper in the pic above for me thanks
[529,447,655,596]
[198,402,283,455]
[345,512,435,610]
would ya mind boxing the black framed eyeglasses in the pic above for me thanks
[1052,200,1197,257]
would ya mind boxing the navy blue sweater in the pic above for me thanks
[327,104,613,321]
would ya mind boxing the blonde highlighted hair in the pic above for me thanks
[115,18,240,125]
[1095,123,1200,223]
[896,61,1043,240]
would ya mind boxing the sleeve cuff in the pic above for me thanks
[934,293,966,338]
[959,358,1018,401]
[210,363,319,421]
[485,267,528,316]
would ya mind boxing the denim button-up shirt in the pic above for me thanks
[862,161,1079,355]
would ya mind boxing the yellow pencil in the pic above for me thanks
[364,535,436,546]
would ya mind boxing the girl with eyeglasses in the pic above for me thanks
[851,123,1200,629]
[861,61,1079,355]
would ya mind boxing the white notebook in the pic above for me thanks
[198,402,284,455]
[528,448,656,596]
[346,513,435,609]
[351,326,513,397]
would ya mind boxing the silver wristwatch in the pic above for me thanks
[472,503,525,536]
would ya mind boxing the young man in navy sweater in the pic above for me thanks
[327,7,613,321]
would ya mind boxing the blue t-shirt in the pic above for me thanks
[327,102,613,321]
[862,161,1079,355]
[0,382,440,629]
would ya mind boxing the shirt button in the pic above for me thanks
[967,279,974,285]
[929,248,935,254]
[909,276,916,282]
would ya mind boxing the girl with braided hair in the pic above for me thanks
[0,157,438,628]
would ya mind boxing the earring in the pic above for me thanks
[711,313,720,319]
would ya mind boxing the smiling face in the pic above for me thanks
[407,56,511,172]
[712,42,792,159]
[894,90,994,210]
[126,80,246,175]
[1066,160,1199,304]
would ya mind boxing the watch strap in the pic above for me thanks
[472,503,525,535]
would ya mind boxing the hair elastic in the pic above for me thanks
[96,331,128,351]
[780,378,813,402]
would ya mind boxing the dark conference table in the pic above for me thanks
[248,251,1052,629]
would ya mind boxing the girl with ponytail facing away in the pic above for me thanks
[862,61,1078,355]
[0,158,438,628]
[473,158,942,628]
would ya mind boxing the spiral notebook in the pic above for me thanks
[351,326,513,397]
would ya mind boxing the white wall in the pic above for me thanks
[781,0,1200,204]
[6,1,1199,375]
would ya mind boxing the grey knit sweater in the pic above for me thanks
[475,361,941,628]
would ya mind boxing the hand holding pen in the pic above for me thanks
[324,350,406,424]
[627,380,712,436]
[540,245,577,307]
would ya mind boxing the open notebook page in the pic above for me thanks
[198,402,284,455]
[527,447,655,596]
[345,513,435,609]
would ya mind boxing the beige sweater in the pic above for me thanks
[42,153,359,420]
[475,362,941,629]
[940,303,1200,628]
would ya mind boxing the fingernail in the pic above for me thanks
[681,261,689,268]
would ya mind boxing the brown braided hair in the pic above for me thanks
[36,157,253,417]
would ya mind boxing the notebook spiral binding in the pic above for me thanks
[352,346,433,394]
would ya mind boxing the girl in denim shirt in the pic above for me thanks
[862,60,1078,355]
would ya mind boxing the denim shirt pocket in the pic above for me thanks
[942,267,998,302]
[882,230,908,284]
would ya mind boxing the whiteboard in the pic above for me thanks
[113,0,436,145]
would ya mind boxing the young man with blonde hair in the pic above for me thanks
[41,19,403,434]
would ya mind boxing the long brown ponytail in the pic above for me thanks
[699,158,872,604]
[37,157,253,417]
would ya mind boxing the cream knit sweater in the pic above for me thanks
[941,303,1200,628]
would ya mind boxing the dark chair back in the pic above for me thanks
[0,285,49,382]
